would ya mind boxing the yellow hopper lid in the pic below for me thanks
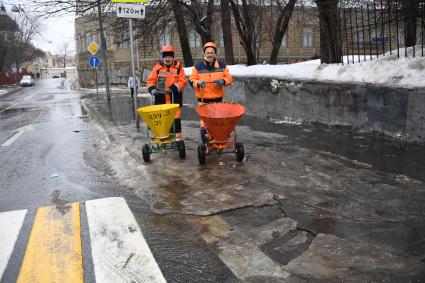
[137,104,179,138]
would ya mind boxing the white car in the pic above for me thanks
[20,75,34,87]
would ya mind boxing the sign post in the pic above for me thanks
[116,3,146,129]
[129,18,140,129]
[89,55,100,96]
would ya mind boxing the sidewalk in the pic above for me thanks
[82,91,425,281]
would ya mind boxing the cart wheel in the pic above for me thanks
[197,144,206,165]
[177,141,186,159]
[235,142,244,162]
[142,144,150,163]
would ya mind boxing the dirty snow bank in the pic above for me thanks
[184,46,425,89]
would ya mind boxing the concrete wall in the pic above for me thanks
[183,77,425,143]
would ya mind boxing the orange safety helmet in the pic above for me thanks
[203,42,217,53]
[161,45,174,57]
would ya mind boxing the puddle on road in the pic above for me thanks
[93,102,425,184]
[186,103,425,182]
[153,180,189,211]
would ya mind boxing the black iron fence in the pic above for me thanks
[340,0,425,64]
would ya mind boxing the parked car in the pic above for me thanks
[20,75,34,87]
[52,74,60,78]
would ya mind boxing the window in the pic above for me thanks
[217,27,224,47]
[397,28,405,47]
[76,33,81,52]
[189,30,201,48]
[281,32,287,47]
[159,25,172,46]
[117,30,129,49]
[371,29,385,46]
[416,28,423,45]
[84,32,91,49]
[302,27,313,48]
[78,33,86,52]
[353,28,364,47]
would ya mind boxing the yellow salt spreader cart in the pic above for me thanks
[137,92,186,162]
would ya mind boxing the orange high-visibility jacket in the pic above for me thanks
[147,60,186,94]
[189,59,232,99]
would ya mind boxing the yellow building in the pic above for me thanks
[74,7,320,87]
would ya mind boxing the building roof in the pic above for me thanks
[0,14,20,32]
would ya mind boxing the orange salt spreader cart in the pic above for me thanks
[196,87,245,165]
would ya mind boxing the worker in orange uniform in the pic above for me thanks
[147,45,186,141]
[189,41,233,145]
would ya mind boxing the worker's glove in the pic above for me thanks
[215,79,225,87]
[197,81,206,88]
[169,84,179,96]
[150,88,159,96]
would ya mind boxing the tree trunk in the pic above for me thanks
[220,0,234,65]
[404,0,418,47]
[189,0,214,45]
[315,0,342,64]
[228,0,257,65]
[269,0,297,64]
[171,0,194,66]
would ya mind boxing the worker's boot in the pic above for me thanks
[200,128,208,145]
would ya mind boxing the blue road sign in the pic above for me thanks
[89,55,100,69]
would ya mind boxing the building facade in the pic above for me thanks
[75,7,321,87]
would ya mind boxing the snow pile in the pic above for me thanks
[184,46,425,89]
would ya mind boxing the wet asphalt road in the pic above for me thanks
[2,78,425,282]
[0,79,236,283]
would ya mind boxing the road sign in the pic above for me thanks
[116,3,145,19]
[89,55,100,69]
[88,41,99,55]
[11,63,17,73]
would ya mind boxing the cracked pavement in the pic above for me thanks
[82,91,425,281]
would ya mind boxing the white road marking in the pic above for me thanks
[0,103,20,114]
[23,94,36,101]
[86,197,166,283]
[0,209,27,280]
[0,93,36,113]
[1,125,34,147]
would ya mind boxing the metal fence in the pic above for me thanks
[340,0,425,64]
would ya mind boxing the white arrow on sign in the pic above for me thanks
[116,3,146,19]
[1,124,34,147]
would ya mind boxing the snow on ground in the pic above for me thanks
[184,46,425,89]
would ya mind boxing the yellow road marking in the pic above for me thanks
[17,202,83,283]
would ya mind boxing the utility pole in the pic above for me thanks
[97,0,111,102]
[129,19,139,129]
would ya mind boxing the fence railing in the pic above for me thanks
[340,0,424,64]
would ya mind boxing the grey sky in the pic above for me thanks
[3,0,76,56]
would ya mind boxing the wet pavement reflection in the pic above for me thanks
[96,94,425,183]
[86,93,425,280]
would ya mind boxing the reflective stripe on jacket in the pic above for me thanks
[146,60,186,93]
[189,59,232,99]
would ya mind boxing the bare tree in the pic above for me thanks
[220,0,234,64]
[403,0,419,47]
[315,0,342,63]
[171,0,194,66]
[228,0,264,65]
[268,0,298,64]
[0,12,44,72]
[180,0,215,44]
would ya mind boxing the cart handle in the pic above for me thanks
[199,82,224,104]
